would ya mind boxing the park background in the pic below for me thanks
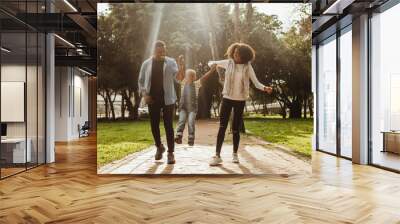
[96,3,312,170]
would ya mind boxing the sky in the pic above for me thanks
[98,3,310,31]
[253,3,309,31]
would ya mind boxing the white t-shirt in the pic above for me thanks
[225,64,246,101]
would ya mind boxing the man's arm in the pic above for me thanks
[175,55,185,81]
[138,60,154,104]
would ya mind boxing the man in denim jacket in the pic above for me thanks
[138,40,184,164]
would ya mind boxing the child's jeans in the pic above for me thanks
[176,109,196,140]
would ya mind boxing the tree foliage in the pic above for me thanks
[97,3,312,120]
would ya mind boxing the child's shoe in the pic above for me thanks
[174,135,182,144]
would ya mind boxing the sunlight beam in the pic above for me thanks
[145,4,165,59]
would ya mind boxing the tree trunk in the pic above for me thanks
[243,3,253,42]
[106,89,116,120]
[308,97,314,118]
[303,97,307,119]
[281,107,287,119]
[121,93,126,119]
[262,101,267,116]
[133,90,141,120]
[99,91,109,119]
[121,90,135,120]
[197,89,212,118]
[197,71,218,119]
[277,100,287,119]
[289,99,302,119]
[234,3,240,42]
[250,96,257,114]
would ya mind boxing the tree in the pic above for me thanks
[271,5,312,119]
[97,3,312,120]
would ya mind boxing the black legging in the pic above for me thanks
[148,99,175,152]
[216,98,245,156]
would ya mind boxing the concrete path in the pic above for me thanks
[98,120,310,175]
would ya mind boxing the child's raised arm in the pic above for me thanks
[197,64,217,84]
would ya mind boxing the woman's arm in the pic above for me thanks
[248,64,273,94]
[208,59,229,69]
[248,64,265,90]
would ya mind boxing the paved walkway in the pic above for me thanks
[98,120,310,175]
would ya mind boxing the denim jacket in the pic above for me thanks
[138,56,179,105]
[178,80,201,112]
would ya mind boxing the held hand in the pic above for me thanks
[178,55,184,66]
[263,86,273,94]
[210,63,217,72]
[143,95,154,105]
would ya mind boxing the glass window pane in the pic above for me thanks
[27,31,38,169]
[318,35,337,154]
[1,1,46,179]
[38,33,45,165]
[340,27,352,158]
[371,4,400,171]
[1,31,28,177]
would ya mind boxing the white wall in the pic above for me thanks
[55,67,89,141]
[55,66,69,141]
[71,72,89,138]
[1,65,26,140]
[1,63,46,164]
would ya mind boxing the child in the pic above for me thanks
[175,66,216,146]
[208,43,273,166]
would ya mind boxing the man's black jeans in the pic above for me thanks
[148,99,175,152]
[216,98,245,156]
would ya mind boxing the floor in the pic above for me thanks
[0,167,26,178]
[1,136,400,223]
[1,163,44,179]
[372,150,400,171]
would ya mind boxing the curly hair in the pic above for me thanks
[225,43,256,63]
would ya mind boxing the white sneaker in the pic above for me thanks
[209,156,223,166]
[232,153,239,163]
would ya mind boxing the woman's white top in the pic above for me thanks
[208,59,265,101]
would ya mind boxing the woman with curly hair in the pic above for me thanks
[208,43,273,166]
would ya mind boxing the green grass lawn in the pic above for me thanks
[97,120,164,166]
[244,115,313,157]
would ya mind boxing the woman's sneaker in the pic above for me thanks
[167,153,175,164]
[209,156,223,166]
[232,153,239,163]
